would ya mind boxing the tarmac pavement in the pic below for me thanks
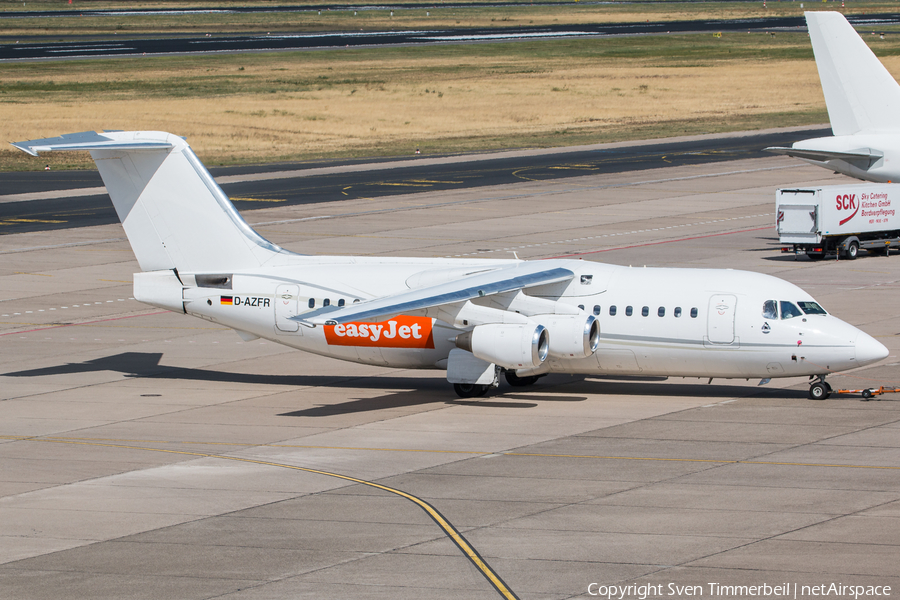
[1,151,898,600]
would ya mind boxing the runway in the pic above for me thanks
[0,16,816,61]
[1,137,899,599]
[4,13,900,62]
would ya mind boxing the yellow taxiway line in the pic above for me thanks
[9,435,520,600]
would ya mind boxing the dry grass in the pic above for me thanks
[3,31,891,169]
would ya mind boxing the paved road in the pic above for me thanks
[0,127,830,235]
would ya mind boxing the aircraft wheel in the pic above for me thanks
[809,382,830,400]
[845,241,859,260]
[454,383,489,398]
[505,371,541,387]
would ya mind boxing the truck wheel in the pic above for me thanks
[845,241,859,260]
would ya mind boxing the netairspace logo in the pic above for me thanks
[586,582,892,599]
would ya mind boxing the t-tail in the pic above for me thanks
[12,131,286,273]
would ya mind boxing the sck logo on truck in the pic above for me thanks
[836,193,859,225]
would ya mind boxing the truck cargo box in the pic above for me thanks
[776,183,900,258]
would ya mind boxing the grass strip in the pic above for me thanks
[2,29,892,170]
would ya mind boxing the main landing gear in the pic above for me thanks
[504,371,542,387]
[453,383,490,398]
[453,371,545,398]
[808,376,832,400]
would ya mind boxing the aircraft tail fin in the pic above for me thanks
[12,131,286,273]
[806,12,900,135]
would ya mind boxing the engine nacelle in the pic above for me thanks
[540,314,600,359]
[456,323,549,369]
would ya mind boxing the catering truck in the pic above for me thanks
[776,184,900,260]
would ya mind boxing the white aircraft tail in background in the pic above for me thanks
[13,131,889,399]
[767,12,900,182]
[810,11,900,136]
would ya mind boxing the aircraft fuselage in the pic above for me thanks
[159,257,883,381]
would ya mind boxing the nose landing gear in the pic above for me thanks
[808,377,832,400]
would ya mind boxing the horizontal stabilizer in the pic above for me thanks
[765,146,883,163]
[11,131,175,156]
[297,262,575,325]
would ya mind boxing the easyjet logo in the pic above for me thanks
[324,316,435,349]
[836,193,859,225]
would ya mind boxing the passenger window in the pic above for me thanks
[690,307,698,318]
[578,305,585,311]
[762,300,777,319]
[625,306,633,316]
[674,307,682,318]
[308,298,315,309]
[609,305,617,316]
[338,299,345,307]
[323,298,331,307]
[798,301,827,315]
[593,305,601,315]
[658,307,665,317]
[780,301,803,319]
[641,306,649,317]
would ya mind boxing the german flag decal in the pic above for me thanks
[220,296,233,305]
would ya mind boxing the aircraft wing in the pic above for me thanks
[296,262,575,325]
[764,146,883,163]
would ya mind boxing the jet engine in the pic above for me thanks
[456,323,549,369]
[540,314,600,359]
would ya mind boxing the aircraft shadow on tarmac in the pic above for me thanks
[0,352,546,414]
[3,352,807,415]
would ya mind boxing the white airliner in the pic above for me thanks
[767,12,900,182]
[13,131,888,399]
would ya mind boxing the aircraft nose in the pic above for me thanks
[856,331,889,366]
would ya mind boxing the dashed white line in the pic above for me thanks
[1,298,136,321]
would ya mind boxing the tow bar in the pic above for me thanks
[832,386,900,400]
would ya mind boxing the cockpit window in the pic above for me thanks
[798,301,827,315]
[762,300,777,319]
[780,301,803,320]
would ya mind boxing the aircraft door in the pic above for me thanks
[275,284,301,334]
[707,294,736,345]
